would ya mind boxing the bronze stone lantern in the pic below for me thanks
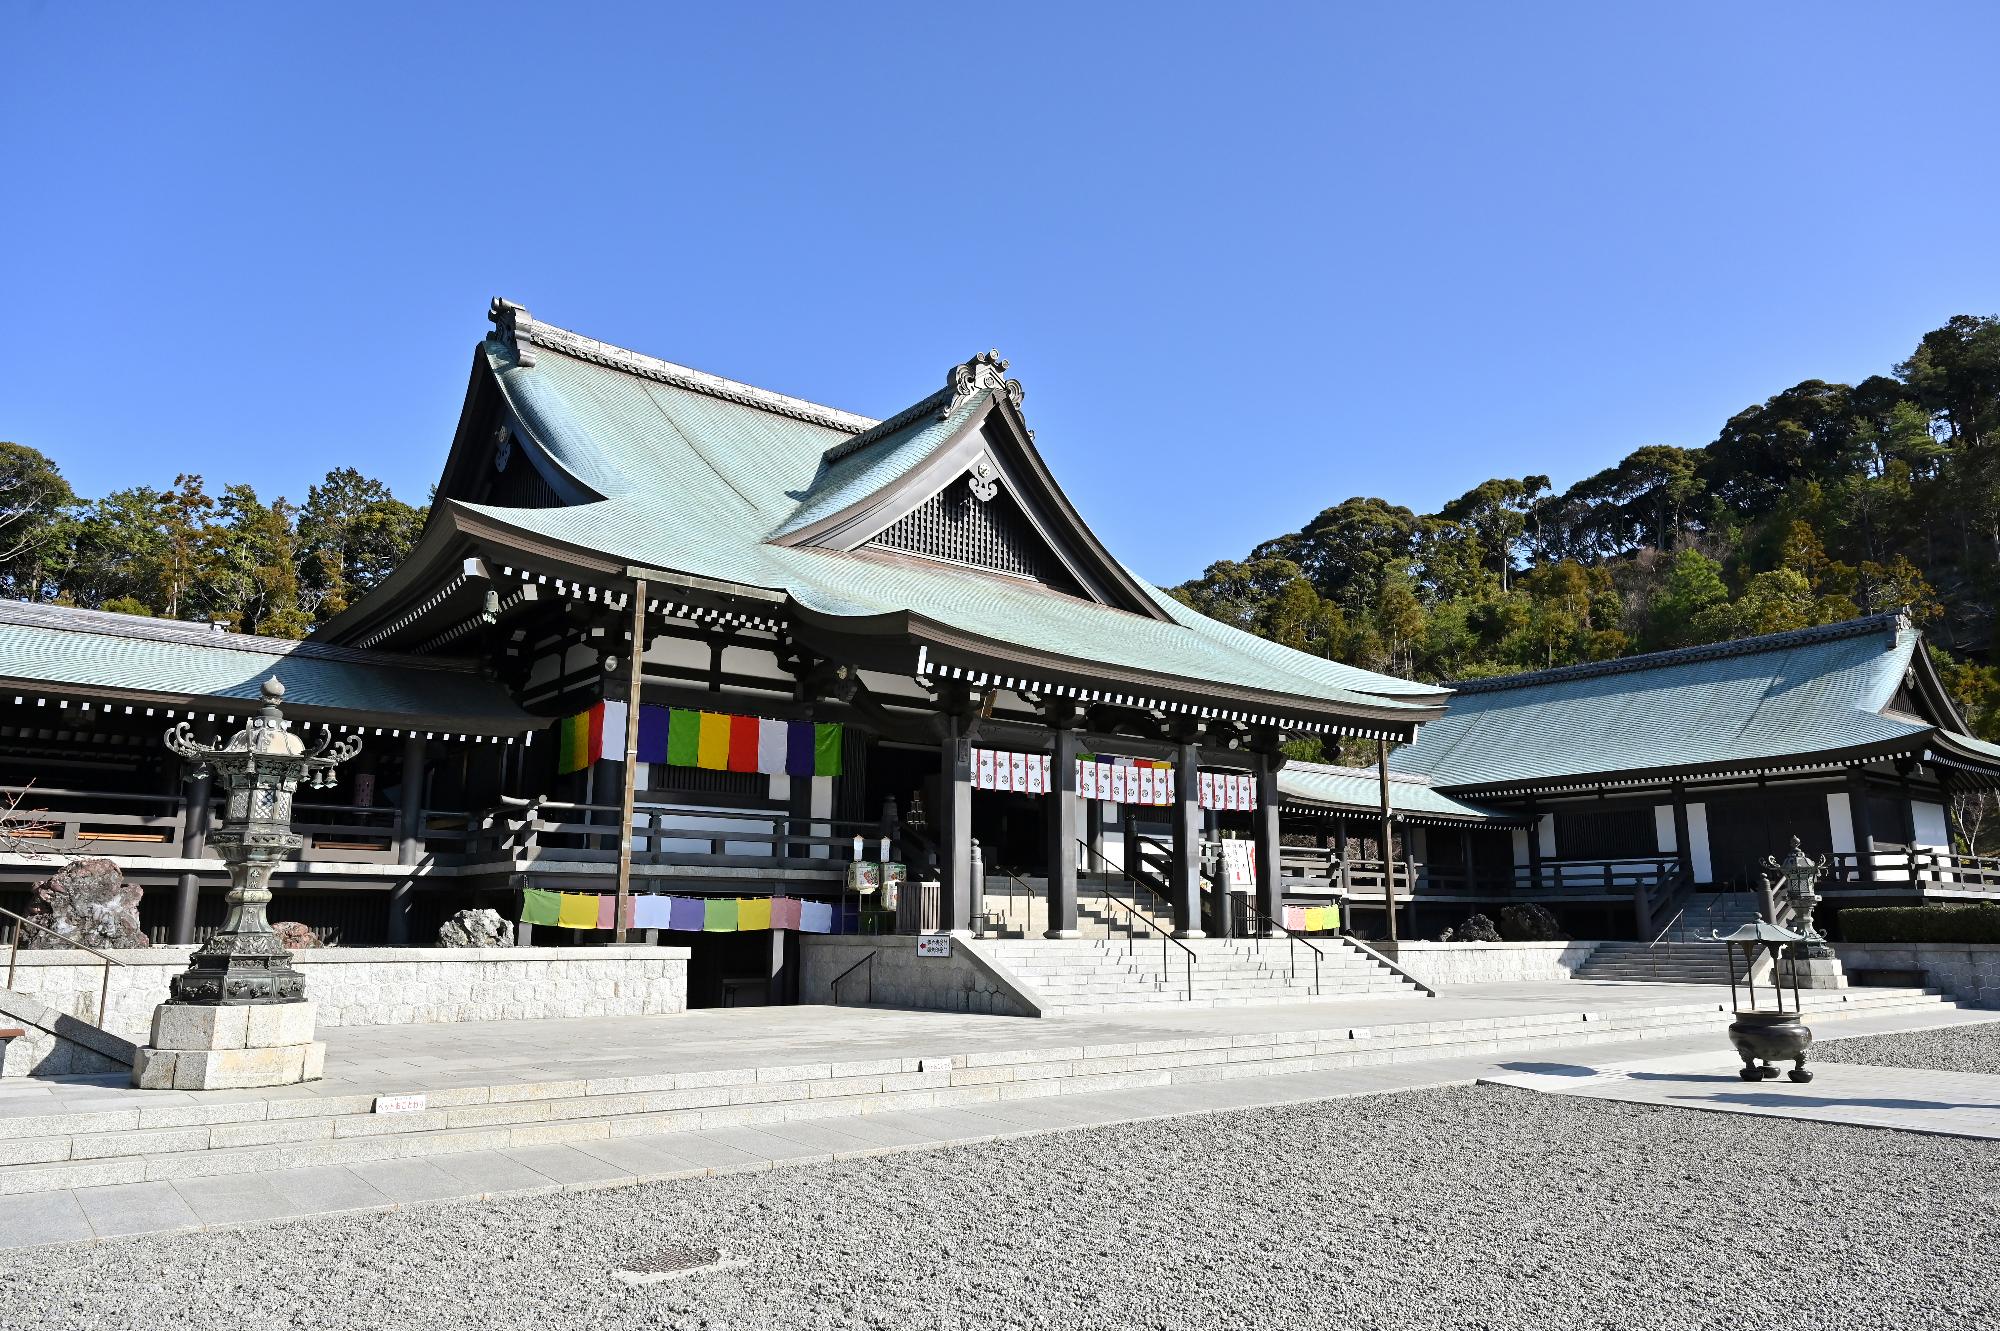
[1763,836,1833,959]
[162,677,361,1005]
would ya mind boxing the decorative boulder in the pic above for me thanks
[21,857,148,949]
[1499,902,1566,942]
[438,908,514,948]
[271,921,324,950]
[1439,913,1502,943]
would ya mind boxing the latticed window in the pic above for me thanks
[867,477,1079,591]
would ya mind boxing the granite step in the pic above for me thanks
[0,987,1954,1195]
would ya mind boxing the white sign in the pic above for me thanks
[916,935,952,958]
[1221,840,1257,890]
[372,1093,429,1115]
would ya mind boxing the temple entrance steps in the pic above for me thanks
[977,937,1423,1013]
[0,987,1959,1200]
[1675,892,1767,937]
[1577,894,1772,984]
[1575,942,1739,984]
[977,876,1177,940]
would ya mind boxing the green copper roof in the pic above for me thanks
[1394,615,1939,790]
[1276,762,1516,824]
[0,602,533,732]
[472,328,1445,724]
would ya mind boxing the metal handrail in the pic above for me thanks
[1239,902,1324,996]
[1074,838,1195,1001]
[2,904,132,1028]
[1644,904,1686,981]
[984,863,1042,937]
[830,951,873,1007]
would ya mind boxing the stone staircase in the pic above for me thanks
[978,874,1179,940]
[0,985,1960,1199]
[979,937,1425,1013]
[1576,892,1767,984]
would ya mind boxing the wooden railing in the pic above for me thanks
[1513,856,1681,898]
[1820,847,2000,895]
[0,787,473,867]
[0,786,186,857]
[465,797,890,870]
[1278,847,1680,901]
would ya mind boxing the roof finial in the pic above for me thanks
[942,349,1023,419]
[488,297,537,367]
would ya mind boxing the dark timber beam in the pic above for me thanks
[1377,738,1398,944]
[613,578,648,942]
[1671,784,1694,886]
[1253,738,1286,935]
[1848,767,1876,882]
[1043,702,1082,938]
[387,732,427,946]
[173,762,213,946]
[1171,725,1206,938]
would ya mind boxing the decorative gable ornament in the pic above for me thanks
[493,425,513,473]
[966,457,999,503]
[944,349,1024,419]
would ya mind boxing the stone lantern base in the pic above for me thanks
[130,1001,325,1091]
[1789,957,1848,990]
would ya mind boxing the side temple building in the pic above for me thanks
[1382,614,2000,938]
[3,303,1997,1002]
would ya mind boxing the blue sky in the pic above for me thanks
[4,2,1998,585]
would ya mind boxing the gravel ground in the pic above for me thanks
[1814,1017,2000,1074]
[2,1083,1994,1331]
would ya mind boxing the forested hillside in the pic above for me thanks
[1174,314,2000,743]
[0,456,423,639]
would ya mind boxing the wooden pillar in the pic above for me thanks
[387,733,425,946]
[612,578,647,943]
[1045,724,1081,938]
[1171,735,1205,937]
[173,766,213,946]
[1848,768,1876,882]
[1085,797,1106,870]
[1459,827,1476,894]
[1525,797,1544,889]
[1253,748,1284,935]
[1377,738,1398,943]
[940,712,974,931]
[1671,785,1694,886]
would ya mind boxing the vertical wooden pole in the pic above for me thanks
[1253,748,1284,935]
[388,733,426,945]
[1377,737,1398,943]
[613,578,647,944]
[1848,768,1876,883]
[1045,723,1080,938]
[174,763,213,946]
[1171,736,1205,937]
[941,712,974,932]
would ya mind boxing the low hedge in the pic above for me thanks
[1840,904,2000,945]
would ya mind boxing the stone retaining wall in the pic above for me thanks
[1372,940,1602,987]
[1,946,691,1052]
[1834,941,2000,1007]
[800,936,1041,1017]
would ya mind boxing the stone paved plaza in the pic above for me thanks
[0,986,1990,1271]
[2,1046,1994,1331]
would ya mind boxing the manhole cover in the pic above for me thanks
[612,1245,746,1287]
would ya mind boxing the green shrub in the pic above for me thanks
[1839,904,2000,944]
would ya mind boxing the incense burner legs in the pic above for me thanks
[1729,1010,1814,1083]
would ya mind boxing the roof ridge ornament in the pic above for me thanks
[943,350,1023,420]
[488,297,537,368]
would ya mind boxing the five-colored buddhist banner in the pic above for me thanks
[556,702,842,778]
